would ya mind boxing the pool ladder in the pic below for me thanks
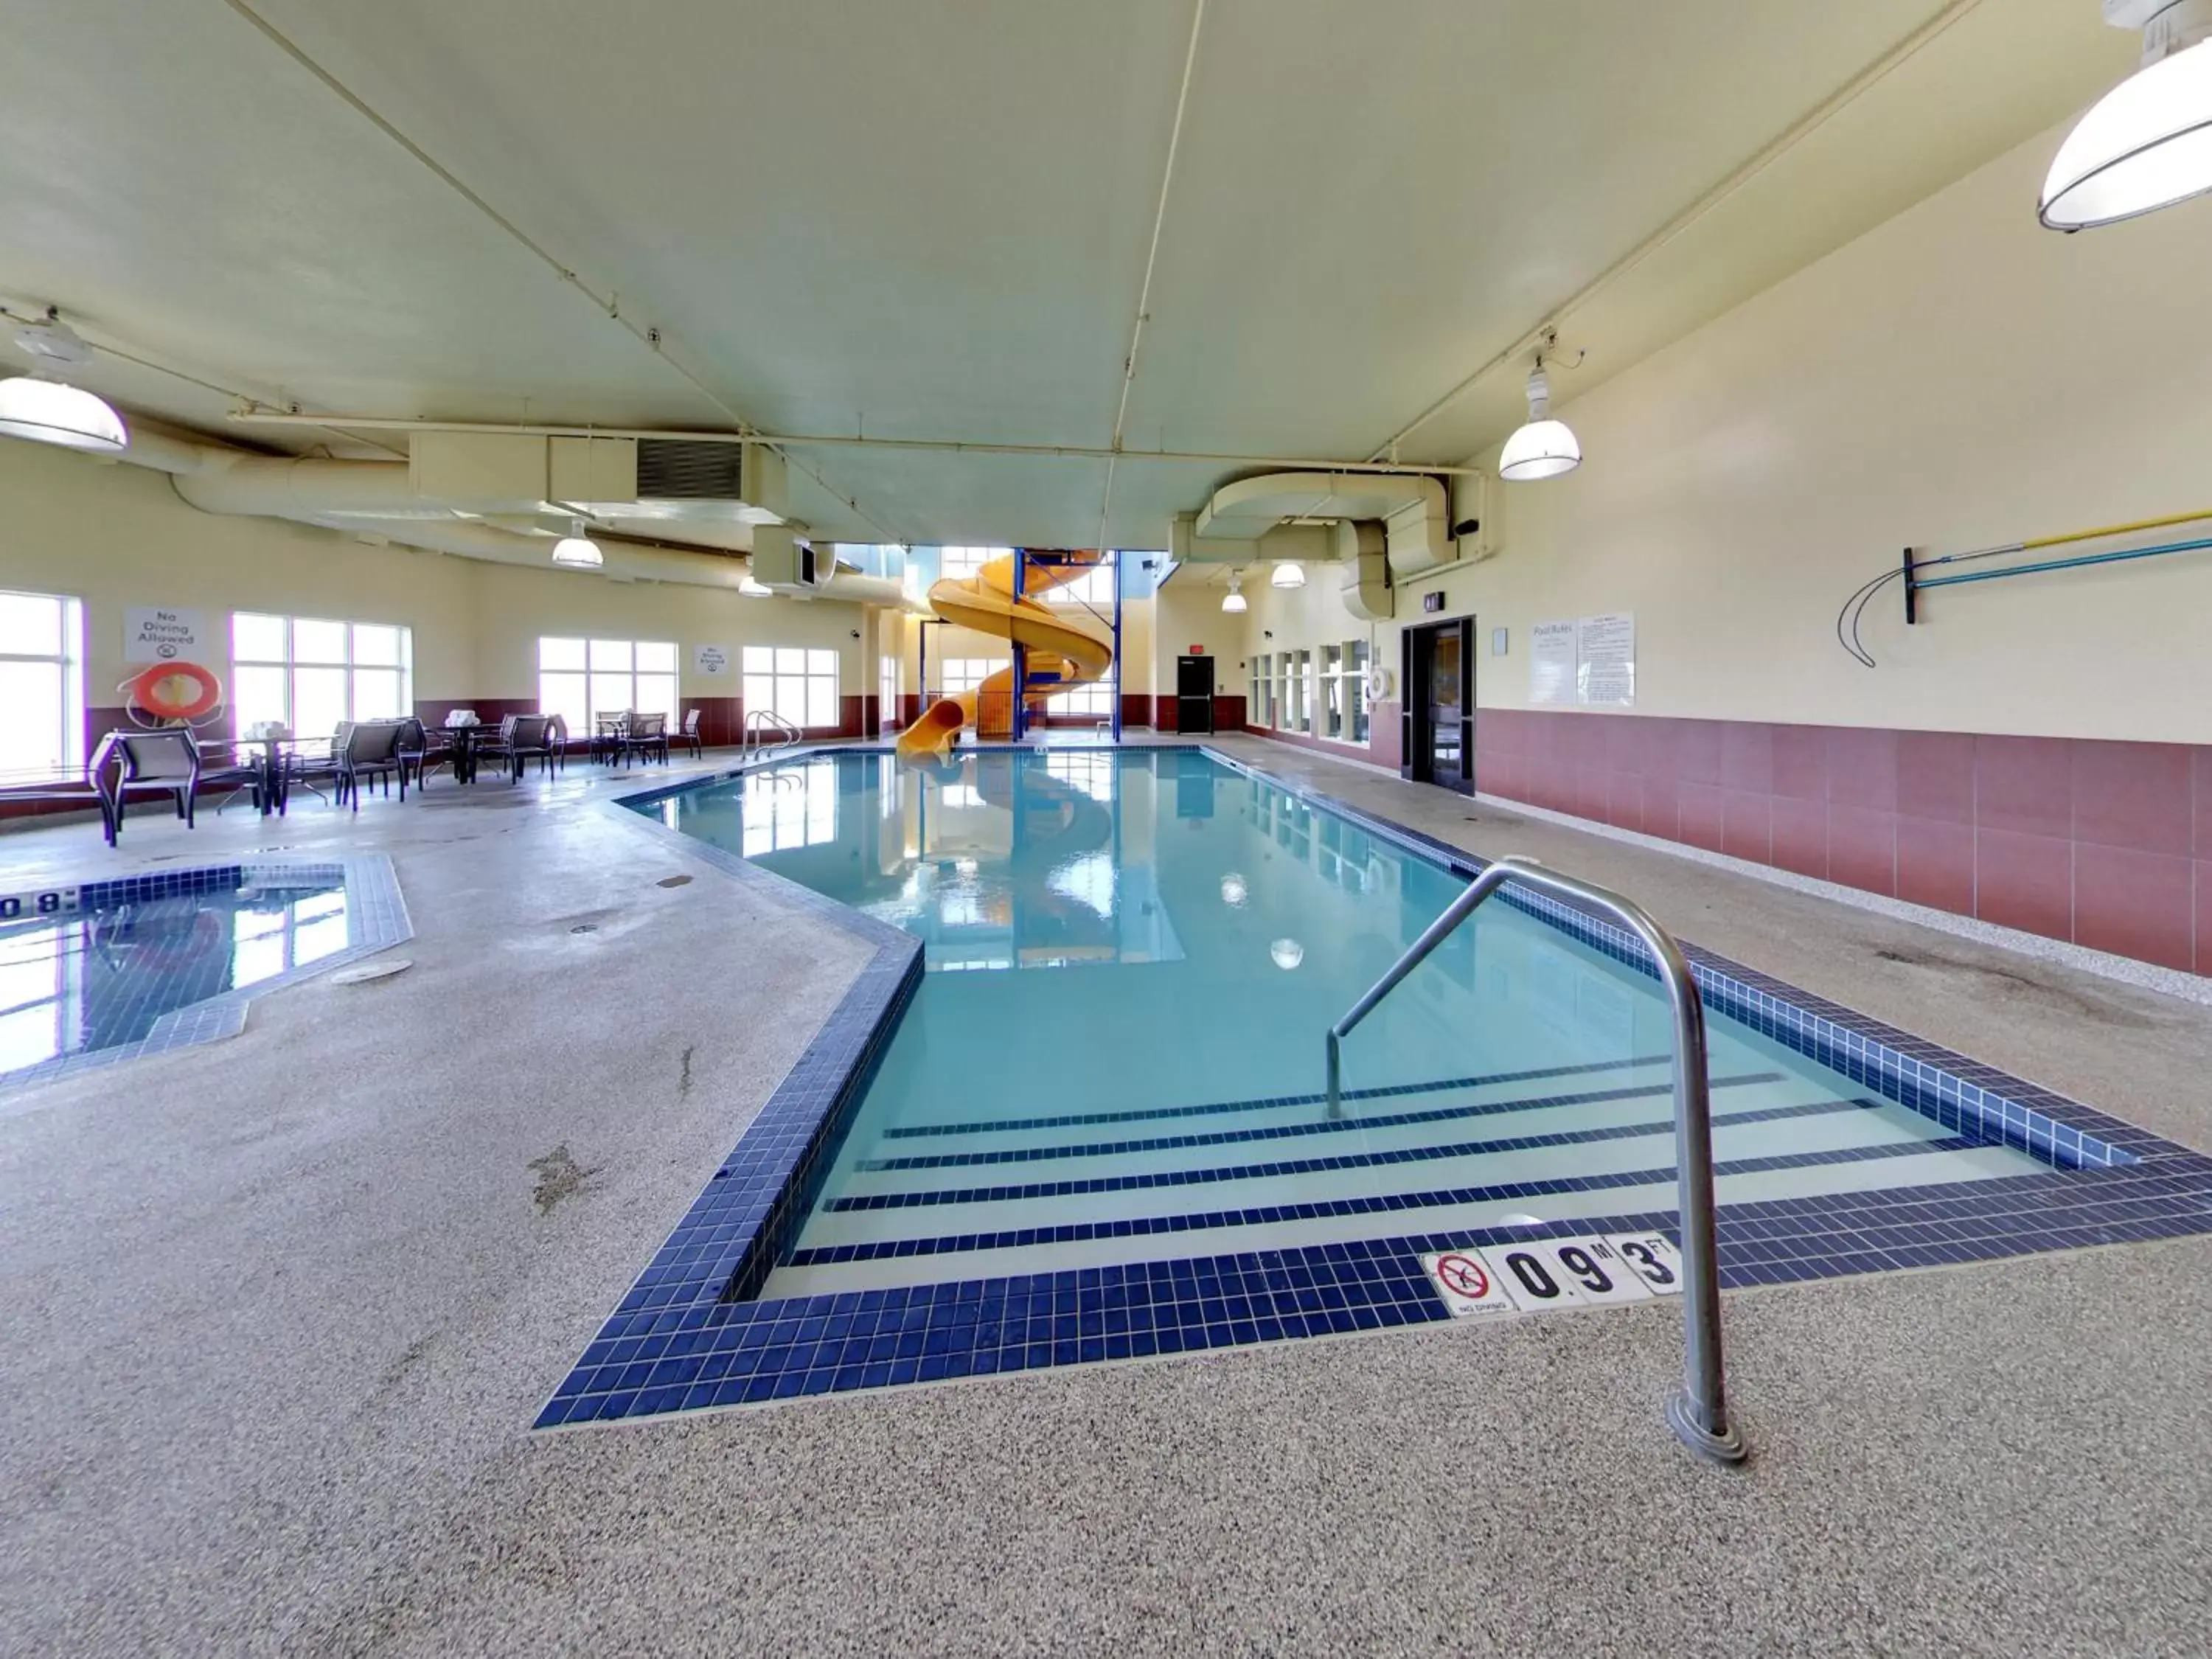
[742,709,804,762]
[1325,855,1747,1465]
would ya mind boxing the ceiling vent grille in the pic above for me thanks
[636,439,744,499]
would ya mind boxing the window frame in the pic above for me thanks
[0,589,86,782]
[742,645,841,731]
[230,611,414,739]
[536,636,678,735]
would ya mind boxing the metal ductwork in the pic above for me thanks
[94,422,919,607]
[1194,470,1456,581]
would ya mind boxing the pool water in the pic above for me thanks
[650,749,2042,1296]
[0,872,350,1083]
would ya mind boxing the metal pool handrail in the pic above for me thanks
[1324,854,1746,1465]
[742,709,803,761]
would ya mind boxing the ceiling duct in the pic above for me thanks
[1194,471,1455,579]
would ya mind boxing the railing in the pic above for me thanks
[742,709,803,762]
[1324,855,1746,1465]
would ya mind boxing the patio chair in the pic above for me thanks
[3,757,117,845]
[394,717,451,793]
[98,728,265,832]
[337,721,405,809]
[546,713,571,773]
[678,707,704,759]
[476,714,556,782]
[280,721,349,810]
[619,712,669,767]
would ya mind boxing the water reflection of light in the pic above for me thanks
[1220,873,1247,906]
[1270,938,1304,970]
[1048,852,1116,919]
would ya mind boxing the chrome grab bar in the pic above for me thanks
[1324,854,1745,1465]
[742,709,803,760]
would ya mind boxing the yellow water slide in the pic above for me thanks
[897,549,1113,762]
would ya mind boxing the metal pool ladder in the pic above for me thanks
[1324,855,1747,1465]
[742,709,803,762]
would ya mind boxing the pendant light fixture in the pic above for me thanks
[0,376,127,453]
[551,518,604,568]
[1270,560,1305,590]
[1498,333,1581,481]
[2042,0,2212,230]
[1221,573,1248,613]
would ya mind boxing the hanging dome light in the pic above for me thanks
[1220,872,1248,905]
[1221,573,1248,613]
[1269,937,1304,970]
[551,518,603,568]
[0,377,126,453]
[1498,361,1579,481]
[2042,1,2212,230]
[1270,560,1305,590]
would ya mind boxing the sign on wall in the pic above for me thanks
[693,644,730,676]
[1528,621,1576,706]
[125,606,208,664]
[1575,612,1635,708]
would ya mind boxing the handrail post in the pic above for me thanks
[1324,855,1746,1464]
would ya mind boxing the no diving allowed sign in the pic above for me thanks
[1420,1234,1683,1318]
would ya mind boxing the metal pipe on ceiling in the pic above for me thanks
[223,410,1484,478]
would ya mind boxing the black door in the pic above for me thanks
[1401,617,1475,793]
[1175,655,1214,734]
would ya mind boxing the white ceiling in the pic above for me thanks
[0,0,2134,548]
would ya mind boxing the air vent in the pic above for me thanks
[636,439,744,499]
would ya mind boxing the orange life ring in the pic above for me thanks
[129,661,223,721]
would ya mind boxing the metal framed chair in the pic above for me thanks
[281,722,350,810]
[619,712,669,768]
[337,721,406,808]
[678,707,704,759]
[476,714,556,782]
[394,716,451,793]
[97,728,266,832]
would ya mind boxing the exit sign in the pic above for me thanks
[1189,644,1204,655]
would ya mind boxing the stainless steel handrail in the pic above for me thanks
[742,709,804,761]
[1325,854,1746,1464]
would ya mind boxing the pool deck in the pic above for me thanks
[2,735,2208,1657]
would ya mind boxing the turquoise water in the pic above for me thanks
[650,748,2037,1293]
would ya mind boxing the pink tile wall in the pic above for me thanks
[1475,710,2212,976]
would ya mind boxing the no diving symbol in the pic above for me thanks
[1434,1253,1489,1300]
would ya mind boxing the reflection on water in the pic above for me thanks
[0,879,349,1079]
[654,750,1185,972]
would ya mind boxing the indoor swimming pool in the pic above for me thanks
[539,745,2183,1423]
[650,749,2055,1293]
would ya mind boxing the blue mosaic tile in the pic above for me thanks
[535,744,2212,1428]
[0,855,413,1092]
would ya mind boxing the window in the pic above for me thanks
[742,646,839,730]
[1281,649,1311,734]
[1251,654,1273,728]
[1046,678,1115,720]
[939,657,1006,698]
[1319,644,1345,740]
[232,613,411,738]
[1044,560,1116,608]
[938,546,1004,582]
[537,637,676,734]
[1347,639,1371,743]
[0,591,84,780]
[879,654,900,733]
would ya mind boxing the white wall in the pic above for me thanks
[1253,120,2212,745]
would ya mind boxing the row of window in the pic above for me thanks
[926,549,1117,608]
[936,655,1116,719]
[1251,641,1371,745]
[0,587,865,780]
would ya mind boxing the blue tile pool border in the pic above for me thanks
[536,743,2212,1427]
[0,854,412,1094]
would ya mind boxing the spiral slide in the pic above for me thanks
[897,549,1113,762]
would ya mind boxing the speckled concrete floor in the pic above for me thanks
[1,740,2208,1658]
